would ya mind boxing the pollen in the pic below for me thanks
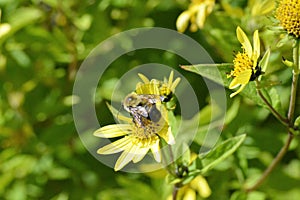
[275,0,300,38]
[230,52,253,77]
[132,134,159,147]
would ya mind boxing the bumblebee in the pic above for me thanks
[122,92,166,128]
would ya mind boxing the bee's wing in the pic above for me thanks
[229,69,252,89]
[131,107,149,118]
[138,94,161,104]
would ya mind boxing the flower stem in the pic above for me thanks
[172,185,179,200]
[246,40,300,192]
[288,40,300,122]
[160,143,180,199]
[167,145,181,200]
[161,143,175,176]
[245,132,294,192]
[255,82,289,126]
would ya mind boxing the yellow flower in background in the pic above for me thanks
[167,175,211,200]
[94,72,180,171]
[275,0,300,38]
[227,26,265,98]
[176,0,215,32]
[178,175,211,200]
[0,10,11,39]
[251,0,275,16]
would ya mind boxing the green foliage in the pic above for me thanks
[199,134,246,174]
[1,0,300,200]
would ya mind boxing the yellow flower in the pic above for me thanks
[227,26,270,98]
[251,0,275,16]
[176,0,215,32]
[136,71,181,103]
[94,72,180,171]
[275,0,300,38]
[167,175,211,200]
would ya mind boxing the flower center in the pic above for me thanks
[130,113,169,147]
[231,52,253,77]
[276,0,300,38]
[131,134,159,148]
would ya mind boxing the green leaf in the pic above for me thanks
[181,175,195,185]
[178,142,190,166]
[181,64,266,106]
[168,110,180,137]
[259,49,271,74]
[0,7,43,44]
[242,82,265,106]
[262,87,284,115]
[199,134,246,174]
[166,174,181,184]
[225,97,241,124]
[294,116,300,127]
[181,63,232,86]
[230,191,247,200]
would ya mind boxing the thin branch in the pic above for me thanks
[288,40,300,123]
[246,39,300,192]
[172,186,179,200]
[256,83,289,126]
[245,133,294,192]
[160,142,175,176]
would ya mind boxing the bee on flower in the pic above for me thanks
[176,0,215,32]
[227,26,270,98]
[93,72,180,171]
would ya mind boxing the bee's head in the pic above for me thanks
[123,92,139,110]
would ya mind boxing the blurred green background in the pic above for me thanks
[0,0,300,199]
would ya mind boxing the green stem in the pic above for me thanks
[288,40,300,122]
[160,142,180,199]
[246,40,300,192]
[172,185,179,200]
[256,81,289,126]
[160,143,175,176]
[245,133,294,192]
[168,145,181,200]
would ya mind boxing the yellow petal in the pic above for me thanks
[196,5,207,29]
[191,176,212,198]
[0,23,11,38]
[229,79,241,89]
[236,26,252,58]
[259,48,270,74]
[97,136,131,154]
[136,81,160,95]
[183,188,196,200]
[132,147,150,163]
[106,103,132,123]
[151,140,161,162]
[171,77,181,91]
[251,0,275,16]
[222,2,244,17]
[93,124,132,138]
[228,69,252,89]
[138,73,149,83]
[176,11,191,33]
[230,84,246,98]
[253,30,260,62]
[168,71,174,88]
[114,143,138,171]
[160,127,175,145]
